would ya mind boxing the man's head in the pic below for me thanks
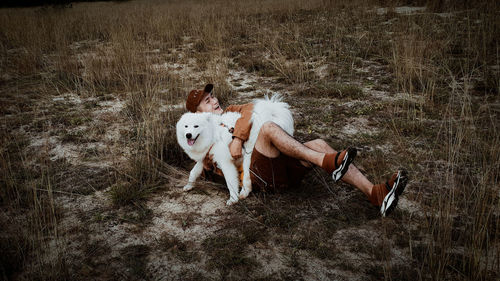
[186,84,223,114]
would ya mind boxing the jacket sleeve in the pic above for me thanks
[226,103,254,142]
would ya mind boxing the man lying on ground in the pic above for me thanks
[185,84,408,216]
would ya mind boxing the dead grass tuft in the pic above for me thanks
[158,233,200,263]
[202,233,259,276]
[297,82,364,99]
[120,244,151,280]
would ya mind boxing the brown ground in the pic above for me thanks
[1,1,498,280]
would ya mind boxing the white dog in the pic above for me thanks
[176,95,294,205]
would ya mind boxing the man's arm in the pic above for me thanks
[229,137,243,159]
[226,103,254,159]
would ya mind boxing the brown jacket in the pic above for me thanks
[203,103,254,176]
[225,103,254,141]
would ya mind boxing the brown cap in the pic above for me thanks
[186,84,214,113]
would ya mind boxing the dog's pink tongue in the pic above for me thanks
[187,139,195,146]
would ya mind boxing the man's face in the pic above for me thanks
[196,92,223,114]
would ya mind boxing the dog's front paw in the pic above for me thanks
[226,198,238,206]
[239,178,252,199]
[239,188,251,199]
[183,183,194,191]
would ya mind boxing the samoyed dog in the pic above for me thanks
[176,95,294,205]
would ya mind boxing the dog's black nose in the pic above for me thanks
[186,133,192,139]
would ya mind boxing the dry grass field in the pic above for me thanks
[0,0,499,280]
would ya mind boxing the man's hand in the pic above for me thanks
[229,138,243,159]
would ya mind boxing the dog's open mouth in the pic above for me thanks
[187,134,199,146]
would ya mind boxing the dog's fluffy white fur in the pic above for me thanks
[176,95,293,205]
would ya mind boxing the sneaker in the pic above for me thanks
[380,169,409,217]
[331,147,357,182]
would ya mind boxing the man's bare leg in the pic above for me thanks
[254,122,373,197]
[254,122,324,166]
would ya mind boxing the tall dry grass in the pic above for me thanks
[0,0,498,279]
[387,4,499,279]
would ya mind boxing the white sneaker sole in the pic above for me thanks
[380,170,408,217]
[331,148,356,182]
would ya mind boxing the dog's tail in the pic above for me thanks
[251,93,294,137]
